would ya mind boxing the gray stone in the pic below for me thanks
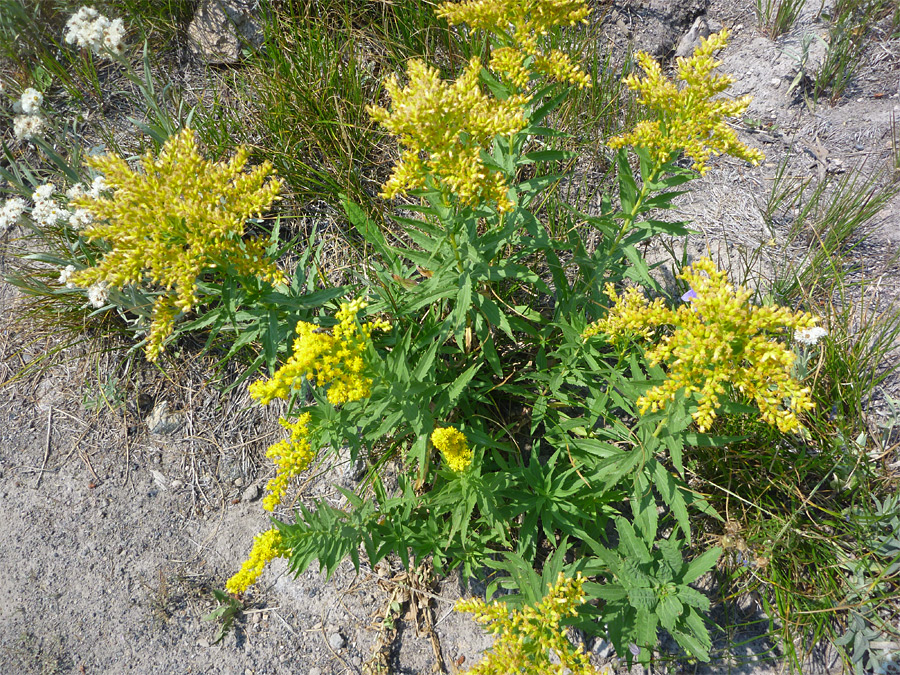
[327,631,345,650]
[241,483,260,503]
[187,0,262,64]
[146,401,183,435]
[675,16,722,58]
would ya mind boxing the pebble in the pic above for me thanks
[328,632,346,650]
[309,669,322,675]
[197,638,210,648]
[241,483,260,503]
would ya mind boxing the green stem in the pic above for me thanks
[610,158,664,251]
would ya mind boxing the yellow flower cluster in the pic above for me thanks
[583,258,818,433]
[68,128,285,361]
[368,58,527,212]
[225,528,289,595]
[456,572,596,674]
[431,426,474,472]
[608,30,764,175]
[436,0,592,89]
[249,298,390,407]
[262,412,315,511]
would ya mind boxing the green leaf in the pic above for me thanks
[448,362,480,408]
[657,594,683,631]
[683,547,722,584]
[627,587,656,610]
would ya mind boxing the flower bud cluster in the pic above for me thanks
[5,86,47,142]
[456,571,595,674]
[608,30,764,174]
[262,413,315,511]
[584,258,819,433]
[67,128,285,361]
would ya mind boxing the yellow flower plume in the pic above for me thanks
[456,572,596,674]
[584,258,818,433]
[437,0,592,89]
[608,29,764,174]
[249,298,390,407]
[226,528,289,595]
[368,58,527,211]
[69,128,285,361]
[431,426,474,472]
[262,412,315,511]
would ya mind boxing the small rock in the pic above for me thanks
[241,483,260,503]
[146,401,183,435]
[233,476,244,487]
[188,0,263,64]
[309,669,322,675]
[170,480,184,490]
[592,637,615,659]
[675,16,711,58]
[328,632,346,650]
[197,637,210,648]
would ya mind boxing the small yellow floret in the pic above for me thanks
[249,298,390,407]
[431,426,474,472]
[68,128,285,361]
[225,528,289,595]
[456,572,595,674]
[584,258,818,433]
[368,58,527,211]
[608,29,764,174]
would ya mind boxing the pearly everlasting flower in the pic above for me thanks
[68,208,93,229]
[87,282,109,308]
[66,183,86,200]
[1,197,28,232]
[32,183,55,202]
[58,264,78,288]
[64,7,126,57]
[13,114,47,141]
[31,199,70,227]
[794,326,827,346]
[86,175,107,198]
[19,88,42,115]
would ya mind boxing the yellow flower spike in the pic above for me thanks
[368,58,527,211]
[456,572,595,674]
[261,412,315,511]
[68,128,285,361]
[248,299,390,408]
[431,426,474,472]
[584,258,819,433]
[226,528,289,595]
[609,29,764,174]
[437,0,592,89]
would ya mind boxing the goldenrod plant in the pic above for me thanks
[3,0,898,671]
[224,4,788,668]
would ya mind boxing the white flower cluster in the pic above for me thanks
[58,264,78,288]
[65,177,106,229]
[64,7,126,57]
[8,87,47,142]
[31,183,71,227]
[794,326,828,346]
[87,281,109,308]
[0,197,27,233]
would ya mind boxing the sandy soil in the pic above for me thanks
[1,0,898,673]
